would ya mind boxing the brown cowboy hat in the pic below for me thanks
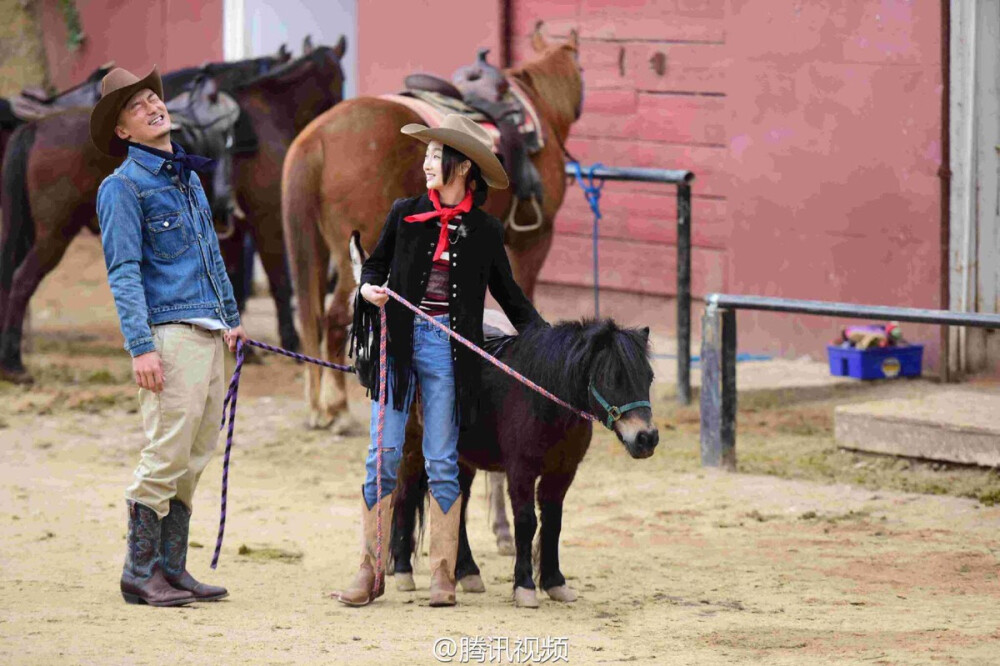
[89,66,164,157]
[401,114,509,189]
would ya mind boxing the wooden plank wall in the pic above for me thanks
[510,0,729,298]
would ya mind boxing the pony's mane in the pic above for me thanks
[508,44,582,143]
[495,319,653,421]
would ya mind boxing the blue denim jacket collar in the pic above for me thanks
[127,144,168,176]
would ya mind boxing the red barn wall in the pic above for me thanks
[511,0,944,366]
[355,0,501,96]
[38,0,224,92]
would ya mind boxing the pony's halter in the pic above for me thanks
[588,383,651,431]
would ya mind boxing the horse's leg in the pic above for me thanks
[507,468,540,608]
[487,471,515,555]
[537,471,578,602]
[0,234,75,380]
[321,250,360,435]
[390,406,426,592]
[456,462,485,593]
[250,217,300,353]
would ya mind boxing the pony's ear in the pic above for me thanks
[277,43,290,61]
[333,35,347,58]
[640,326,650,340]
[532,21,548,52]
[303,35,315,55]
[567,29,579,51]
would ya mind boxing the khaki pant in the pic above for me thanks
[126,324,232,518]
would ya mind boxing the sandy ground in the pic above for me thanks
[2,234,1000,666]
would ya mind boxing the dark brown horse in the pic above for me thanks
[0,49,290,209]
[0,43,343,382]
[281,26,583,430]
[0,78,240,382]
[392,318,659,607]
[224,37,347,355]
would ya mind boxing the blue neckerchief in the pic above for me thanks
[129,141,215,185]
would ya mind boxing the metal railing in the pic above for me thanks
[699,293,1000,469]
[565,164,695,404]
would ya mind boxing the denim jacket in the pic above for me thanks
[96,145,240,357]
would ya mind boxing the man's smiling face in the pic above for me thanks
[114,87,171,147]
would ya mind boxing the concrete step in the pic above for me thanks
[835,390,1000,467]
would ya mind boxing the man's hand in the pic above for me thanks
[360,283,389,307]
[224,325,248,352]
[133,351,164,393]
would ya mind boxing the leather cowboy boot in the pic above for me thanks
[334,494,394,606]
[121,501,194,607]
[161,499,228,601]
[428,495,462,607]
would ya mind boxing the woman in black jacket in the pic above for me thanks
[335,114,546,607]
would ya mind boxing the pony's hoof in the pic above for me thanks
[459,574,486,593]
[544,584,577,602]
[496,536,516,556]
[513,587,539,608]
[394,572,416,592]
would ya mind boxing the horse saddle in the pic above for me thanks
[398,49,545,203]
[166,82,241,157]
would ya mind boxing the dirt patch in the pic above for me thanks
[2,235,1000,665]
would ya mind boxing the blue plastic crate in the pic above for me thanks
[826,344,923,380]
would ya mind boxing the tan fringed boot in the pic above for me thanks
[334,494,394,606]
[428,495,462,607]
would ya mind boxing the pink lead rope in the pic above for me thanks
[214,289,597,577]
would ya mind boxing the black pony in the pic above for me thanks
[390,317,659,607]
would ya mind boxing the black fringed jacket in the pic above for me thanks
[349,194,545,428]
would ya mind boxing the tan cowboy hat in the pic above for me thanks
[401,114,509,189]
[89,66,164,157]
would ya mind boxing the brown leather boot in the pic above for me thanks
[162,499,228,601]
[428,495,461,607]
[334,494,394,606]
[121,501,194,607]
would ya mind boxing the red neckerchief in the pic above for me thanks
[404,189,473,262]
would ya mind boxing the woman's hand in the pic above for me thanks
[360,283,389,307]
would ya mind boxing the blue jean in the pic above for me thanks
[363,314,460,513]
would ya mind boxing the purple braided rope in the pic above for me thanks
[212,338,246,569]
[384,287,597,423]
[246,338,355,373]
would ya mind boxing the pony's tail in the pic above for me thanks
[0,122,37,299]
[280,134,328,365]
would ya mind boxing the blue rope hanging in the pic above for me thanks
[568,161,605,318]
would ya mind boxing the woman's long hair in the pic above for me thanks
[441,144,489,206]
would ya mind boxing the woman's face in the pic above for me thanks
[423,141,446,191]
[423,140,470,192]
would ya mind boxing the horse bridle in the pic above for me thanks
[588,382,651,431]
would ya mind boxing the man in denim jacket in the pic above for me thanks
[91,66,246,607]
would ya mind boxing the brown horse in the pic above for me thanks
[0,49,290,210]
[222,38,347,355]
[282,26,583,430]
[0,78,240,382]
[0,43,343,382]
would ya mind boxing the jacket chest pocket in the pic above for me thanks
[146,212,193,259]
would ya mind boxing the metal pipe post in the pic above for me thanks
[699,305,737,470]
[676,183,692,405]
